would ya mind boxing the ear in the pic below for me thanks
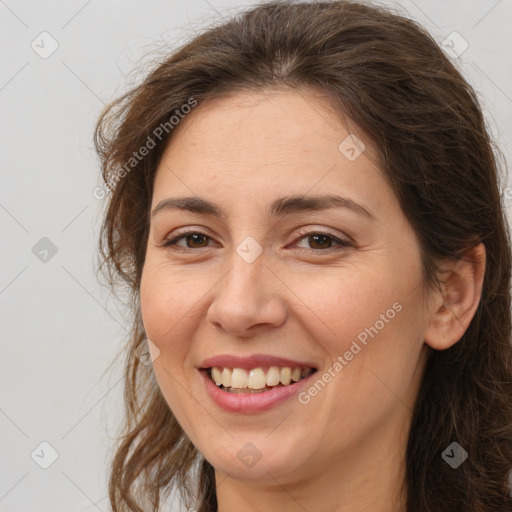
[423,243,486,351]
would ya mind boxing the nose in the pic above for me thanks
[206,251,287,338]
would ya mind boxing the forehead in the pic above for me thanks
[163,88,363,159]
[153,88,389,214]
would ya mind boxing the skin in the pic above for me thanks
[140,88,485,512]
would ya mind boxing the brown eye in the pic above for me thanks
[294,231,352,252]
[164,231,212,249]
[307,234,334,250]
[184,233,209,248]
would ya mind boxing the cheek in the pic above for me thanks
[139,262,196,359]
[288,261,408,353]
[292,257,425,410]
[139,263,203,430]
[294,285,425,460]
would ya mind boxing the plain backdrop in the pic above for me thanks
[1,1,511,511]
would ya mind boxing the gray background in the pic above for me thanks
[1,1,511,511]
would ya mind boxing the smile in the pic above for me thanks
[199,354,319,412]
[208,366,316,393]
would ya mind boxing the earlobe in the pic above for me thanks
[423,243,486,351]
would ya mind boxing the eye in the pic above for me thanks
[292,230,352,252]
[163,229,352,253]
[163,230,213,249]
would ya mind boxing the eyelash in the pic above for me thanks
[163,229,352,253]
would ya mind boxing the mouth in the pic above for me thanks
[205,366,317,394]
[198,354,319,412]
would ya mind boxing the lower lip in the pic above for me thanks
[200,370,315,413]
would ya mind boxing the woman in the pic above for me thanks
[94,1,512,511]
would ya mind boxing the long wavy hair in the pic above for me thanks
[94,1,512,511]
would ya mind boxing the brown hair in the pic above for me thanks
[94,1,512,511]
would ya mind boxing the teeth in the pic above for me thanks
[209,366,314,390]
[221,368,232,388]
[231,368,248,389]
[212,367,222,385]
[248,368,267,389]
[266,366,281,386]
[280,367,292,385]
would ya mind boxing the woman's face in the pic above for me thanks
[140,88,433,485]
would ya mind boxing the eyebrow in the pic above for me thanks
[151,194,374,220]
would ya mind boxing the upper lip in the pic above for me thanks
[199,353,318,370]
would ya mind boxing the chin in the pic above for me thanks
[200,436,312,484]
